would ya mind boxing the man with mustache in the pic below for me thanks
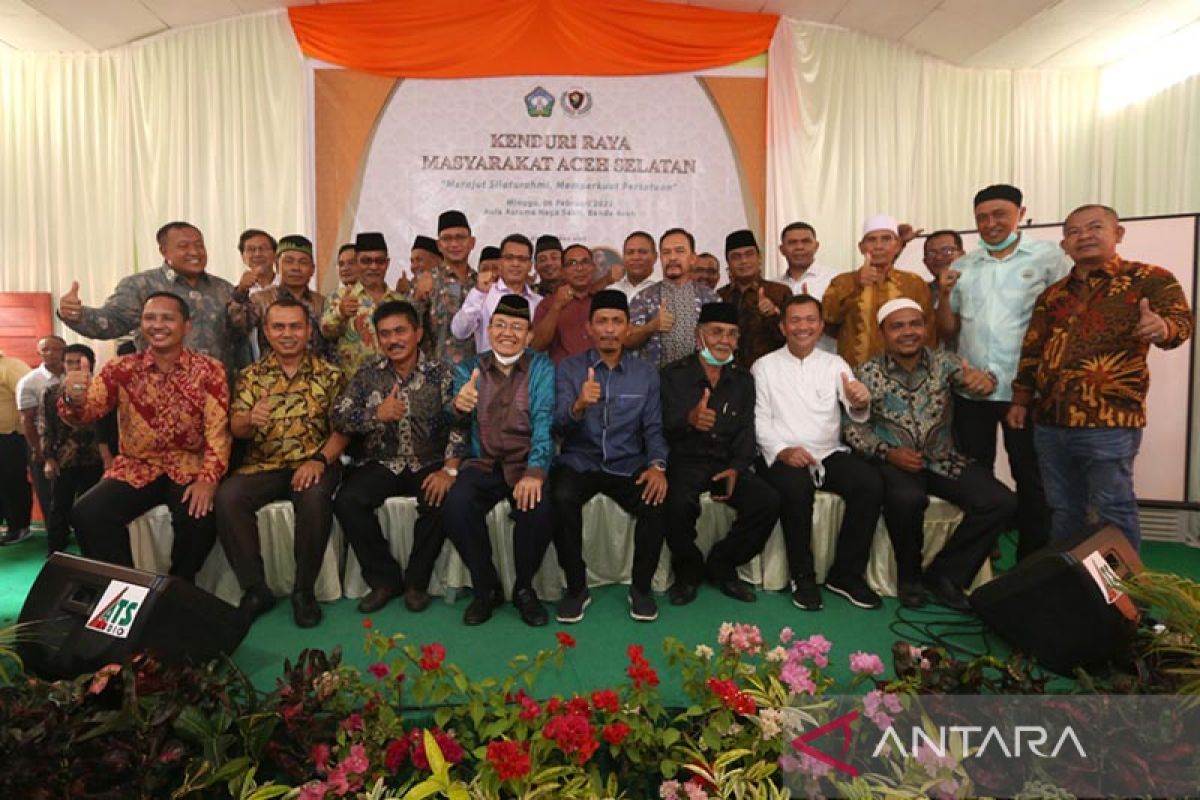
[451,232,542,354]
[229,235,330,361]
[718,229,791,368]
[626,228,719,368]
[417,211,481,366]
[214,296,347,627]
[533,235,564,297]
[320,231,414,372]
[336,243,359,288]
[531,243,599,364]
[611,231,658,302]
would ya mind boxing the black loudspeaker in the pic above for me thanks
[17,553,250,680]
[969,525,1143,676]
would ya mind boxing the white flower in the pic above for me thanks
[694,644,715,660]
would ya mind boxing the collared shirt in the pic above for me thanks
[780,262,837,303]
[660,354,757,473]
[0,353,31,434]
[41,384,102,469]
[229,285,330,362]
[949,238,1070,401]
[425,264,477,366]
[718,279,791,368]
[319,283,414,374]
[1012,256,1193,428]
[822,267,935,367]
[453,350,555,485]
[59,349,231,487]
[628,280,720,367]
[554,349,668,476]
[450,279,543,353]
[16,364,59,412]
[611,275,655,302]
[63,263,247,377]
[534,278,562,298]
[333,353,464,474]
[751,345,867,467]
[532,291,594,364]
[845,347,971,479]
[232,353,344,475]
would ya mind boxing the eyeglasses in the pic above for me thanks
[358,256,390,266]
[565,257,594,268]
[489,319,529,333]
[501,254,532,264]
[924,247,961,258]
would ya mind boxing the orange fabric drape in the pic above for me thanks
[288,0,778,78]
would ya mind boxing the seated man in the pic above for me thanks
[442,296,555,627]
[41,344,109,554]
[531,243,598,364]
[660,302,780,605]
[552,290,669,623]
[846,299,1016,610]
[60,292,231,581]
[753,295,883,611]
[332,300,463,615]
[214,297,347,627]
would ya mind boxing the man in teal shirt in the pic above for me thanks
[934,184,1070,560]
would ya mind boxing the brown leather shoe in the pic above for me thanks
[357,585,399,614]
[404,588,432,613]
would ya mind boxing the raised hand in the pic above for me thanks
[552,283,575,309]
[63,362,93,406]
[59,281,83,323]
[840,371,870,410]
[1136,297,1168,343]
[573,367,602,416]
[656,306,675,333]
[339,293,360,319]
[415,270,435,300]
[476,269,497,295]
[249,390,273,428]
[236,270,258,293]
[938,268,961,295]
[856,257,883,287]
[376,384,407,422]
[454,368,481,414]
[687,387,717,432]
[756,286,779,316]
[897,223,925,245]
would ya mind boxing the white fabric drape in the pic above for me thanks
[0,12,305,326]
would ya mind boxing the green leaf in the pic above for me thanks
[402,779,445,800]
[245,786,293,800]
[423,729,448,776]
[434,706,452,728]
[661,728,681,747]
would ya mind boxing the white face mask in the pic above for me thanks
[493,349,524,366]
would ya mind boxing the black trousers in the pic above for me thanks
[0,432,31,531]
[954,396,1050,559]
[442,465,552,601]
[47,463,103,552]
[761,451,882,583]
[550,464,666,595]
[662,460,779,585]
[214,464,341,594]
[333,462,445,593]
[72,475,218,582]
[27,445,54,531]
[878,462,1017,588]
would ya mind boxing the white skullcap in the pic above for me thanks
[877,298,923,325]
[862,214,899,236]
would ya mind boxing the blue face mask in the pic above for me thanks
[981,231,1019,252]
[700,346,734,367]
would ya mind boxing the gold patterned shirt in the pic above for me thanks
[822,268,935,367]
[319,283,416,374]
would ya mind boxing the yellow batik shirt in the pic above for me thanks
[231,352,345,474]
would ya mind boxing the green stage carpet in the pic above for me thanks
[4,530,1200,703]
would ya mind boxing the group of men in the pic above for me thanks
[2,186,1187,631]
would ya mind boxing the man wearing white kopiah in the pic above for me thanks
[753,294,883,612]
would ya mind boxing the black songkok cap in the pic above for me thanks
[438,210,471,233]
[535,235,563,256]
[355,231,387,253]
[973,184,1023,208]
[480,245,501,261]
[724,229,758,253]
[590,289,629,317]
[493,294,531,322]
[412,235,440,257]
[699,301,739,326]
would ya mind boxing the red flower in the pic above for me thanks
[602,721,631,745]
[384,737,410,772]
[409,727,464,770]
[368,662,390,679]
[546,696,563,714]
[626,645,660,689]
[542,711,600,764]
[556,631,577,649]
[591,688,620,714]
[340,712,364,733]
[518,696,542,721]
[418,643,446,671]
[362,618,373,629]
[566,696,591,718]
[706,677,756,715]
[311,742,331,773]
[486,739,531,781]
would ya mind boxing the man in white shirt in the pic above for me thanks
[16,335,66,524]
[778,222,836,301]
[611,231,657,301]
[752,295,882,611]
[451,234,543,353]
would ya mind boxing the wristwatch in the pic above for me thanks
[309,451,329,466]
[444,466,459,477]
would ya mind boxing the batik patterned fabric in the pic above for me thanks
[717,278,792,368]
[58,349,231,486]
[227,285,331,362]
[42,383,103,468]
[319,283,416,373]
[1012,256,1192,428]
[231,353,344,474]
[628,280,719,367]
[822,268,935,367]
[845,347,971,479]
[425,265,477,366]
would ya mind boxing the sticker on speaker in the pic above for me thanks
[1081,551,1122,605]
[86,580,149,638]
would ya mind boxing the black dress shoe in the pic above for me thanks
[463,595,494,626]
[239,584,276,619]
[357,585,399,614]
[292,591,322,628]
[668,582,698,606]
[922,573,971,613]
[716,577,757,603]
[513,588,549,627]
[898,581,926,608]
[404,588,432,613]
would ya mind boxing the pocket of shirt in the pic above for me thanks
[607,393,645,426]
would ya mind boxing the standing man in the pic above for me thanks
[238,229,278,291]
[336,243,359,288]
[551,290,669,623]
[1009,205,1192,550]
[935,186,1069,559]
[693,253,721,290]
[531,243,597,363]
[451,233,542,354]
[396,235,441,295]
[420,210,480,366]
[533,235,564,297]
[778,222,837,302]
[660,302,780,605]
[718,230,791,368]
[57,221,248,378]
[753,295,883,611]
[612,231,658,302]
[0,348,31,545]
[823,215,934,367]
[627,228,719,368]
[846,299,1015,610]
[922,229,964,308]
[230,235,329,361]
[320,232,412,373]
[442,296,556,627]
[214,297,346,627]
[333,301,463,615]
[60,293,231,581]
[16,335,66,523]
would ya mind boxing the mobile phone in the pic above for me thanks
[709,476,730,497]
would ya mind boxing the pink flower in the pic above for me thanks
[368,662,390,679]
[716,622,763,654]
[789,634,832,668]
[683,779,712,800]
[780,662,816,695]
[779,626,794,645]
[849,651,885,676]
[311,742,331,773]
[298,780,328,800]
[339,713,363,733]
[659,779,683,799]
[342,744,368,774]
